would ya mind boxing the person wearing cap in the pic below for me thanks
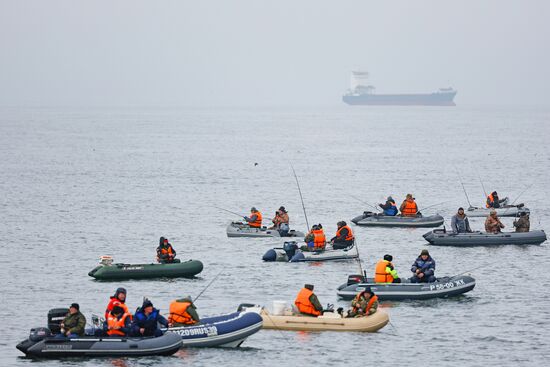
[330,221,355,249]
[156,237,177,263]
[302,224,326,251]
[104,305,131,336]
[379,196,398,216]
[485,210,505,234]
[399,194,419,217]
[105,287,130,320]
[244,207,263,228]
[58,303,86,337]
[269,206,290,235]
[410,250,436,283]
[347,288,379,318]
[294,284,323,316]
[451,207,473,234]
[374,254,401,283]
[486,191,508,209]
[168,296,200,326]
[513,212,530,233]
[131,300,169,337]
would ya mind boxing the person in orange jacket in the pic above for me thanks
[294,284,323,316]
[400,194,419,217]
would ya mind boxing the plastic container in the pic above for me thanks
[272,301,287,316]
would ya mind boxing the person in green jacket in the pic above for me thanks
[59,303,86,337]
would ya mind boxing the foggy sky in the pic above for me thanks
[1,0,549,107]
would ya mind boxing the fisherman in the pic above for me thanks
[379,196,398,216]
[486,191,508,209]
[244,207,263,228]
[410,249,436,283]
[131,300,170,337]
[347,288,378,318]
[157,237,176,263]
[451,207,473,234]
[269,206,290,236]
[104,306,131,336]
[105,287,130,320]
[57,303,86,338]
[374,254,401,283]
[485,210,505,233]
[400,194,419,217]
[294,284,323,317]
[168,296,200,326]
[330,221,355,249]
[513,212,530,233]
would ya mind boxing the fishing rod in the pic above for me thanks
[478,173,488,199]
[451,265,486,278]
[454,167,472,208]
[418,201,450,213]
[349,195,380,212]
[214,206,245,218]
[354,241,365,277]
[194,271,223,302]
[290,163,310,231]
[510,183,534,206]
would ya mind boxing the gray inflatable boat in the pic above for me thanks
[262,241,359,262]
[336,274,476,301]
[351,211,444,228]
[226,222,305,238]
[466,204,529,218]
[423,228,547,246]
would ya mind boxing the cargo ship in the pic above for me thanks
[342,71,457,106]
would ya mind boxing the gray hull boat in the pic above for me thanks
[423,229,547,246]
[466,204,529,218]
[262,241,359,262]
[226,222,305,238]
[351,211,444,228]
[337,274,476,301]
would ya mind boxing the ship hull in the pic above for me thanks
[342,91,457,106]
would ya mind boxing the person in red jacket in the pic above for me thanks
[105,287,130,320]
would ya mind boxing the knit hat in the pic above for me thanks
[362,287,374,296]
[70,303,80,311]
[420,249,430,256]
[279,206,287,213]
[304,284,314,291]
[115,287,127,297]
[142,300,153,309]
[383,254,393,262]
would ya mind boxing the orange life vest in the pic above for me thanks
[374,260,394,283]
[486,193,495,208]
[294,288,321,316]
[353,293,379,314]
[402,199,418,217]
[168,300,196,325]
[312,229,326,249]
[335,225,354,241]
[159,245,174,256]
[249,211,262,228]
[105,299,131,320]
[106,313,130,336]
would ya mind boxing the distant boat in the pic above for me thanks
[342,71,457,106]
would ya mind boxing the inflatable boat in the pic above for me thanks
[88,257,203,280]
[336,274,476,301]
[466,205,529,218]
[165,311,263,348]
[351,212,444,228]
[226,222,305,238]
[423,229,547,246]
[262,241,359,262]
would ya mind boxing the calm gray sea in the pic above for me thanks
[1,105,549,366]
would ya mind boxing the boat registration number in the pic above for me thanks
[173,325,218,337]
[430,279,465,291]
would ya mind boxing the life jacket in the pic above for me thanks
[105,297,131,320]
[486,193,495,208]
[106,313,129,336]
[374,260,394,283]
[249,211,262,228]
[312,229,326,249]
[159,245,174,256]
[384,202,398,216]
[294,288,321,316]
[402,199,418,217]
[335,225,354,241]
[353,293,379,315]
[168,300,196,325]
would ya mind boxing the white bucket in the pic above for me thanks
[272,300,287,316]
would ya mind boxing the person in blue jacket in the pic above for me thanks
[378,196,398,216]
[131,300,170,337]
[410,249,436,283]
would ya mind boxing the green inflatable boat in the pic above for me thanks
[88,256,203,281]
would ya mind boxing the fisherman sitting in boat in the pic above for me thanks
[379,196,398,216]
[400,194,419,217]
[131,300,170,337]
[347,288,378,318]
[513,212,530,233]
[330,221,355,249]
[269,206,290,236]
[410,250,436,283]
[56,303,86,338]
[104,306,131,336]
[485,210,505,234]
[451,207,473,234]
[168,297,200,326]
[157,237,177,263]
[105,287,130,320]
[294,284,323,316]
[302,224,326,251]
[244,207,263,228]
[374,254,401,283]
[486,191,508,209]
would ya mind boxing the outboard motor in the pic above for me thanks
[279,223,290,237]
[48,308,69,334]
[283,241,298,259]
[29,327,52,342]
[347,274,365,286]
